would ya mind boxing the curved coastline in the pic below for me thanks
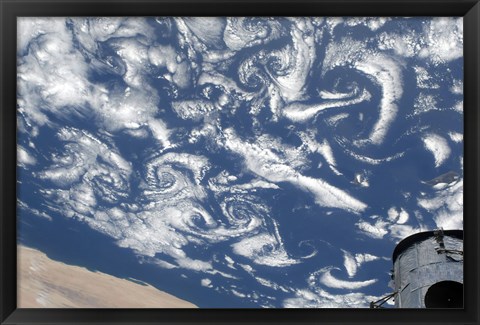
[17,245,197,308]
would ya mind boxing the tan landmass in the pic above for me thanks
[17,245,197,308]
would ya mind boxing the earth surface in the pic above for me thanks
[17,17,463,308]
[17,245,196,308]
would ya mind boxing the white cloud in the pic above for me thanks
[419,17,463,64]
[224,255,237,269]
[283,288,381,308]
[322,37,367,76]
[318,268,377,290]
[255,276,290,293]
[449,132,463,143]
[283,260,386,307]
[183,17,226,49]
[342,250,357,278]
[344,17,391,31]
[283,89,371,123]
[397,209,409,224]
[341,147,405,165]
[148,119,172,148]
[223,128,367,213]
[377,29,422,58]
[172,100,216,121]
[413,66,440,89]
[354,253,380,266]
[298,133,341,176]
[148,44,191,88]
[413,92,439,115]
[17,18,93,128]
[377,17,462,65]
[269,19,316,102]
[422,133,451,167]
[223,18,283,51]
[297,175,367,213]
[230,289,247,298]
[387,207,399,222]
[342,250,381,279]
[234,179,280,191]
[231,233,299,267]
[176,257,212,272]
[450,79,463,95]
[418,179,463,230]
[354,55,403,146]
[355,219,389,239]
[17,145,37,166]
[353,172,369,187]
[18,17,175,150]
[17,199,52,221]
[388,224,422,241]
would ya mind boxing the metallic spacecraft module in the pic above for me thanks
[391,229,463,308]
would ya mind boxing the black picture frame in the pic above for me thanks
[1,0,479,324]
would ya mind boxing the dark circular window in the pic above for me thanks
[425,281,463,308]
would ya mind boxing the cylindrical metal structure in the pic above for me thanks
[392,230,463,308]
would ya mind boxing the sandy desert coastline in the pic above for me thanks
[17,245,197,308]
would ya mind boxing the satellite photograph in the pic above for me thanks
[17,17,463,308]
